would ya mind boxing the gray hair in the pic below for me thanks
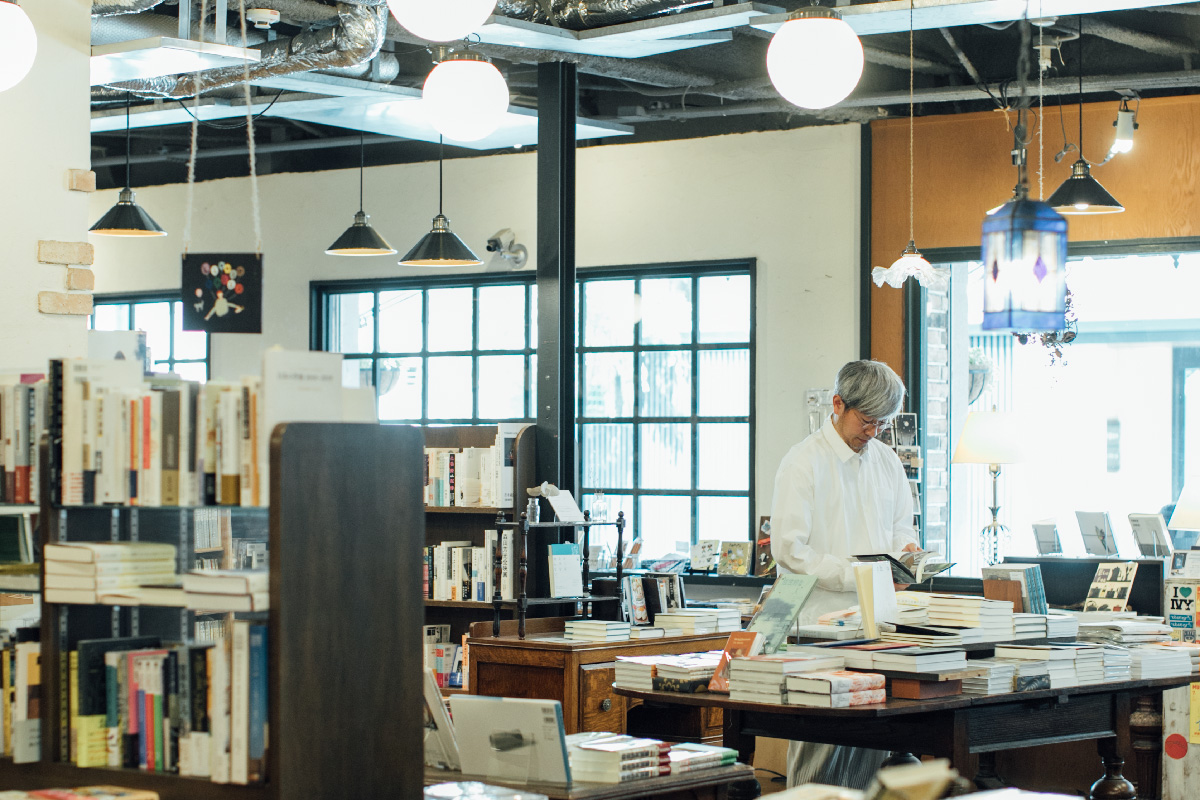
[834,360,906,421]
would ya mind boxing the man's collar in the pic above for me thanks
[820,416,860,463]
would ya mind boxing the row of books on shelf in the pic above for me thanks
[423,423,526,508]
[1,621,266,786]
[45,349,363,509]
[423,625,466,689]
[0,375,46,506]
[423,534,517,602]
[0,786,158,799]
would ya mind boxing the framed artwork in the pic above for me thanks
[182,253,262,334]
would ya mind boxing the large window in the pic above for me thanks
[91,294,209,381]
[923,247,1200,575]
[313,263,755,560]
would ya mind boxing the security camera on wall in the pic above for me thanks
[485,228,529,271]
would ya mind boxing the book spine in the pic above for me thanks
[209,638,230,783]
[160,389,181,507]
[247,624,267,783]
[13,384,30,505]
[229,621,250,784]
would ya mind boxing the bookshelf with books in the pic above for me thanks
[420,424,536,641]
[0,415,426,799]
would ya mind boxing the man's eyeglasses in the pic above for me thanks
[852,409,892,434]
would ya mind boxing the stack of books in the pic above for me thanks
[629,627,666,640]
[960,659,1016,696]
[868,647,968,674]
[1005,659,1051,691]
[880,626,971,647]
[564,619,631,642]
[994,645,1077,688]
[894,591,930,625]
[710,607,742,633]
[666,742,738,773]
[43,542,178,605]
[565,733,671,783]
[926,594,1015,642]
[1078,620,1173,646]
[653,651,725,692]
[727,654,844,704]
[1046,614,1080,639]
[184,569,269,612]
[785,670,886,708]
[1069,645,1105,684]
[613,655,663,691]
[1012,614,1047,640]
[1101,646,1132,682]
[653,611,718,635]
[1129,646,1193,679]
[1152,642,1200,674]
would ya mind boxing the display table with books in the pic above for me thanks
[614,676,1192,798]
[423,764,754,800]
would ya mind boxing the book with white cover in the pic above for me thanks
[184,569,268,595]
[450,695,571,784]
[1077,511,1119,557]
[61,359,143,505]
[1129,513,1172,558]
[852,561,898,639]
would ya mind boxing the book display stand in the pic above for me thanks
[493,510,626,639]
[7,371,426,800]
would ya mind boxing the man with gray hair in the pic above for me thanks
[770,359,919,788]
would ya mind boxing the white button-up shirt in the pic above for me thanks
[769,416,918,623]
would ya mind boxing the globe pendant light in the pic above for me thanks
[400,137,482,268]
[980,19,1067,333]
[1046,16,1123,215]
[766,2,863,110]
[327,132,396,257]
[0,0,36,94]
[90,93,167,238]
[423,49,509,143]
[388,0,496,42]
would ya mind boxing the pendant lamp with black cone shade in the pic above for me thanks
[91,92,167,237]
[400,137,481,267]
[327,132,396,257]
[1046,16,1124,216]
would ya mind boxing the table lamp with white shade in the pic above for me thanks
[1168,480,1200,539]
[952,410,1027,566]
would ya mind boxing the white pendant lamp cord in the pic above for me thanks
[439,135,445,216]
[183,0,208,254]
[239,1,263,256]
[124,92,133,192]
[358,130,365,215]
[1077,14,1085,165]
[1037,3,1044,199]
[907,0,914,245]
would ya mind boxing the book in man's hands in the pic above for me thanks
[853,550,953,585]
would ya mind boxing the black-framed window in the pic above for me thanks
[312,261,756,560]
[90,292,209,381]
[913,240,1200,575]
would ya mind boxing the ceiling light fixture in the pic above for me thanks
[980,18,1067,333]
[387,0,496,43]
[400,137,482,268]
[873,0,944,291]
[1110,96,1138,155]
[423,48,509,143]
[0,0,37,94]
[1046,16,1123,215]
[766,1,863,110]
[90,92,167,237]
[327,131,396,257]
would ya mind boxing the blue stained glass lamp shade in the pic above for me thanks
[981,197,1068,332]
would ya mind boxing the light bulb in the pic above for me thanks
[766,11,863,110]
[423,57,509,142]
[387,0,496,42]
[0,1,37,94]
[1111,106,1136,154]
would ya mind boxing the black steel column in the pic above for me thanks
[536,62,577,494]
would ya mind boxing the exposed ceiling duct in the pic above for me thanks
[495,0,711,28]
[102,2,388,98]
[91,9,268,47]
[91,0,167,17]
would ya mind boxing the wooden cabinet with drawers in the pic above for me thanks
[466,619,728,735]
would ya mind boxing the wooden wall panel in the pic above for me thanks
[869,94,1200,374]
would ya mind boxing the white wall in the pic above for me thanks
[0,0,93,369]
[89,124,864,518]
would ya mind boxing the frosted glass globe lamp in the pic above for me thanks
[766,6,863,110]
[0,1,37,94]
[387,0,496,42]
[423,52,509,143]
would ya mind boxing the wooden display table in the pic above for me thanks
[615,676,1193,799]
[424,764,754,800]
[467,618,728,735]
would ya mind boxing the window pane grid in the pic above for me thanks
[92,296,209,381]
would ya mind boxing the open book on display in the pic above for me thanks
[853,550,953,585]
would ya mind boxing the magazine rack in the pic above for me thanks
[492,510,626,639]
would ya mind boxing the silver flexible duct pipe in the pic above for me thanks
[495,0,706,29]
[92,0,167,17]
[101,3,388,99]
[92,12,269,48]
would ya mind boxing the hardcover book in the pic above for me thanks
[746,573,819,654]
[717,541,752,576]
[708,631,766,693]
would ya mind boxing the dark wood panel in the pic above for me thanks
[1004,556,1165,617]
[476,663,566,705]
[968,692,1115,752]
[271,423,424,800]
[579,664,626,734]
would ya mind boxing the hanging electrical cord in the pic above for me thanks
[182,0,209,253]
[1054,15,1088,164]
[171,89,286,130]
[239,1,263,256]
[1037,0,1044,199]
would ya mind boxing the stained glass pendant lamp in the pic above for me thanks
[980,21,1066,332]
[0,0,36,94]
[327,132,396,256]
[90,93,167,237]
[1046,16,1124,215]
[400,137,482,267]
